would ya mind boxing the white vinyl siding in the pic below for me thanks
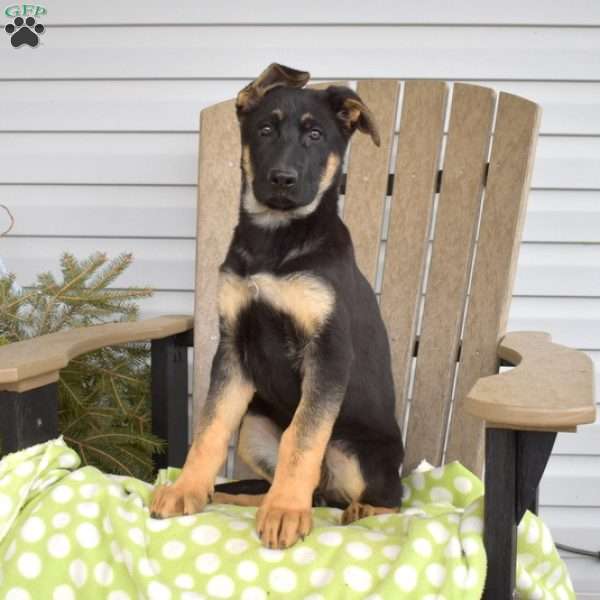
[1,1,598,593]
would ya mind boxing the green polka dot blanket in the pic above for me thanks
[0,438,574,599]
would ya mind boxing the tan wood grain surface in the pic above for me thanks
[403,84,496,471]
[380,81,448,424]
[445,92,542,474]
[342,80,400,287]
[0,315,193,392]
[465,332,596,429]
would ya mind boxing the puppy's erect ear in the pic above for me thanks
[327,86,381,147]
[236,63,310,114]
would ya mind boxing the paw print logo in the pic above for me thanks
[5,16,45,48]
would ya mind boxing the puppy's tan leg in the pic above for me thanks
[150,343,254,518]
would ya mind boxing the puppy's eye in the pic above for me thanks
[309,128,322,141]
[337,109,350,120]
[259,124,273,136]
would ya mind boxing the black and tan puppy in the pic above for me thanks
[150,64,404,548]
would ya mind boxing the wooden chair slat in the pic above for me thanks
[404,83,496,471]
[192,99,241,432]
[379,81,448,424]
[343,80,400,286]
[445,92,542,475]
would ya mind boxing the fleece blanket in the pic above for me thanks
[0,438,574,599]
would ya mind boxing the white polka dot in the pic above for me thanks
[530,585,544,600]
[21,516,46,542]
[16,461,34,477]
[364,595,383,600]
[365,531,386,541]
[258,547,284,562]
[461,516,483,534]
[206,574,235,598]
[51,485,73,504]
[241,587,267,600]
[94,562,114,586]
[532,561,552,580]
[310,568,334,588]
[426,563,446,587]
[402,507,426,517]
[0,494,13,517]
[377,564,391,578]
[317,530,343,547]
[196,553,221,574]
[147,518,170,532]
[430,487,454,504]
[107,592,131,600]
[4,540,16,560]
[0,474,12,487]
[541,522,554,555]
[52,584,75,600]
[138,551,160,577]
[555,585,569,600]
[517,569,533,590]
[453,476,473,494]
[394,565,417,591]
[175,574,195,589]
[78,483,99,499]
[48,534,70,558]
[225,538,248,554]
[191,525,221,545]
[427,522,450,544]
[292,546,316,565]
[128,527,145,546]
[75,522,100,548]
[69,559,87,588]
[59,454,78,469]
[269,567,297,593]
[444,536,462,558]
[346,541,372,560]
[6,588,31,600]
[547,565,563,589]
[343,566,372,593]
[446,514,460,524]
[18,552,41,578]
[382,544,401,560]
[117,507,137,523]
[411,472,425,490]
[180,593,204,600]
[175,515,197,527]
[304,596,324,600]
[76,502,99,519]
[422,596,447,600]
[162,540,186,559]
[413,537,433,557]
[453,565,478,589]
[462,537,481,556]
[228,519,250,531]
[52,512,71,529]
[527,520,540,544]
[237,560,259,582]
[518,552,535,567]
[401,486,412,501]
[147,581,171,600]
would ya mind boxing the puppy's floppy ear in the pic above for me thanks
[327,86,381,147]
[236,63,310,114]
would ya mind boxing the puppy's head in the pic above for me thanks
[236,63,380,227]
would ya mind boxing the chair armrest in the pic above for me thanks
[464,331,596,430]
[0,315,194,393]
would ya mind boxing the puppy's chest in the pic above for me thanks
[217,270,334,338]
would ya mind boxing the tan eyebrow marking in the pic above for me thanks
[272,109,283,120]
[301,112,314,123]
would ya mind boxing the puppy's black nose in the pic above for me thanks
[269,168,298,189]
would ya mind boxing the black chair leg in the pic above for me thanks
[151,332,190,470]
[0,383,59,456]
[483,427,556,599]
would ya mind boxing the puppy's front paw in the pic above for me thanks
[150,480,210,519]
[256,500,312,549]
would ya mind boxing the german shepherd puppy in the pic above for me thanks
[151,64,404,549]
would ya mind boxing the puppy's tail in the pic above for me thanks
[213,479,271,495]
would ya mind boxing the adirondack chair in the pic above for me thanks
[0,80,595,599]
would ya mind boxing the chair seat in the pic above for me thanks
[0,438,574,599]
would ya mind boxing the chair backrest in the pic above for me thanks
[192,80,541,477]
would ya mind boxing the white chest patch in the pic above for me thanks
[218,271,335,336]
